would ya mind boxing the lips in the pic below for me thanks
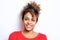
[26,25,32,28]
[25,25,32,31]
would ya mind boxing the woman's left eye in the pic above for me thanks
[25,18,28,20]
[32,19,35,21]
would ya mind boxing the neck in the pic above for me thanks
[22,30,34,35]
[22,30,38,38]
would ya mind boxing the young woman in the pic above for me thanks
[8,2,47,40]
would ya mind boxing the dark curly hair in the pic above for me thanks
[21,2,40,22]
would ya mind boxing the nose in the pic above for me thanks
[28,20,31,24]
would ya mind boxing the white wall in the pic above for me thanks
[0,0,60,40]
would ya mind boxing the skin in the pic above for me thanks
[22,12,39,38]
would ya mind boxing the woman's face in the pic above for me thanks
[23,12,37,31]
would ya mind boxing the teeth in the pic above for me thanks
[27,25,31,27]
[27,26,31,27]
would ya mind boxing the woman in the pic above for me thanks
[8,2,47,40]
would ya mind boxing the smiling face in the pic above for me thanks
[23,12,37,31]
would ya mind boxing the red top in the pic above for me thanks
[8,31,47,40]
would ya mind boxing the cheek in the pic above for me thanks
[23,19,36,28]
[23,20,27,27]
[24,21,36,27]
[31,21,36,24]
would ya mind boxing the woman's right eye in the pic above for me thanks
[25,18,28,20]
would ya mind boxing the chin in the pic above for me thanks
[25,28,33,32]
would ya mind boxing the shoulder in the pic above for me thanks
[39,33,47,37]
[38,33,47,40]
[8,31,21,40]
[10,31,21,35]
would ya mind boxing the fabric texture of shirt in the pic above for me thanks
[8,31,47,40]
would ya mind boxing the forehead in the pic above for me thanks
[24,12,36,19]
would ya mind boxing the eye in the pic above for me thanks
[32,19,36,22]
[24,18,28,20]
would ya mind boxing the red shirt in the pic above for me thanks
[8,31,47,40]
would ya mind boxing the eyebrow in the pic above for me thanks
[24,16,30,19]
[24,16,36,20]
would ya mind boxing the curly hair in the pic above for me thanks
[21,2,40,22]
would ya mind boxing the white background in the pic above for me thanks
[0,0,60,40]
